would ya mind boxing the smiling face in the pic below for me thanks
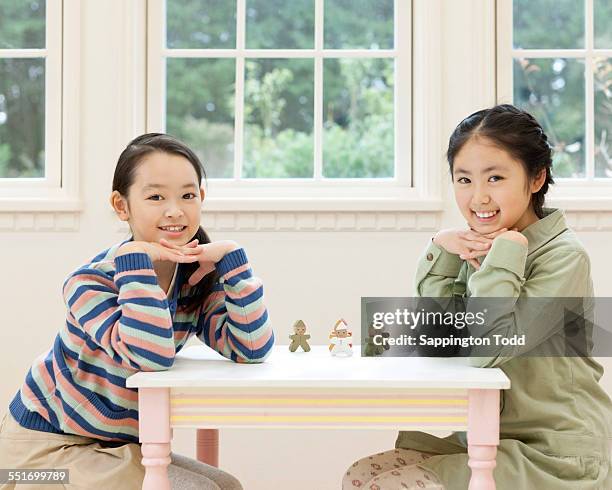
[111,151,205,244]
[336,328,349,338]
[452,136,545,233]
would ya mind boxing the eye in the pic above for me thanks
[489,175,503,182]
[148,195,162,201]
[456,177,470,184]
[183,193,197,199]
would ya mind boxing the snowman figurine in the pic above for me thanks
[329,318,353,357]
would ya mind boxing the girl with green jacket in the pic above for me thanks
[343,105,612,490]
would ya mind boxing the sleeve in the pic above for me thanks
[195,248,274,363]
[62,252,176,372]
[465,238,593,368]
[415,238,466,297]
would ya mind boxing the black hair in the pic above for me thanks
[446,104,554,218]
[112,132,216,314]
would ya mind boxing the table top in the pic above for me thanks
[127,345,510,390]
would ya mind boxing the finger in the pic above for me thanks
[176,241,204,256]
[463,231,492,243]
[464,237,491,247]
[160,238,199,249]
[459,249,489,260]
[464,240,491,251]
[467,258,480,270]
[179,245,203,255]
[160,239,201,255]
[477,227,503,236]
[162,247,184,257]
[180,256,202,264]
[458,253,481,269]
[188,263,215,286]
[164,250,198,263]
[188,270,205,286]
[482,228,508,239]
[159,238,182,250]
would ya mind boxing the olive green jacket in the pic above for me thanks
[396,208,612,489]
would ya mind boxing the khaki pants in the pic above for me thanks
[0,412,242,490]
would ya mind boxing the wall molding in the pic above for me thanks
[110,210,442,233]
[564,211,612,231]
[194,210,612,232]
[0,212,80,231]
[199,211,443,232]
[4,210,612,233]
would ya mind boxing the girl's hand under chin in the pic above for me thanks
[461,227,528,270]
[116,241,201,264]
[434,227,507,270]
[493,229,528,247]
[159,238,240,286]
[433,225,527,271]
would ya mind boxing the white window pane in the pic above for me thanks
[0,0,45,49]
[594,57,612,178]
[0,58,45,178]
[243,59,314,178]
[166,0,236,49]
[323,58,394,178]
[166,58,235,178]
[513,58,585,178]
[246,0,314,49]
[513,0,584,49]
[594,0,612,49]
[324,0,393,50]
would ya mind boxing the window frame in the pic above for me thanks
[0,0,81,212]
[496,0,612,209]
[147,0,444,211]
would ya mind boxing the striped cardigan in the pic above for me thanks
[9,239,274,442]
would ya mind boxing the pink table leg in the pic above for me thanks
[139,388,172,490]
[196,429,219,467]
[467,389,500,490]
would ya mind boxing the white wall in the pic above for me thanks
[1,2,610,489]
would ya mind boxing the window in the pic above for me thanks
[497,0,612,189]
[0,0,61,191]
[0,0,79,212]
[147,0,413,203]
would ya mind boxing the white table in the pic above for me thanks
[127,345,510,489]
